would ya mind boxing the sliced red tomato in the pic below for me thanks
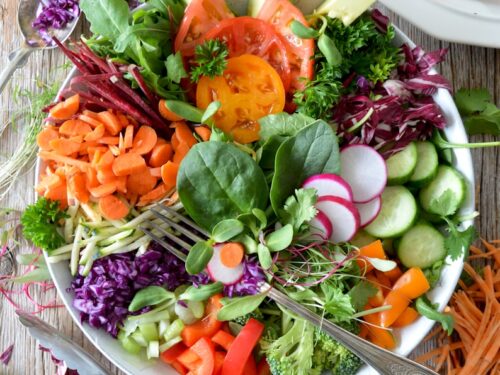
[257,0,315,91]
[175,0,234,56]
[203,16,292,91]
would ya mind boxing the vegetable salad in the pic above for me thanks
[21,0,476,374]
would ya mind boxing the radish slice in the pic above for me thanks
[302,173,353,201]
[206,244,244,285]
[308,209,333,240]
[340,145,387,203]
[356,196,382,227]
[316,196,360,243]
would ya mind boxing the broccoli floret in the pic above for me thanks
[233,309,264,326]
[331,346,363,375]
[337,319,360,335]
[264,317,315,375]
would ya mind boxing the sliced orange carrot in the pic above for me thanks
[137,184,171,206]
[173,121,197,147]
[173,143,190,164]
[84,124,106,142]
[97,150,115,169]
[98,136,120,145]
[68,135,83,144]
[59,119,92,137]
[109,145,121,157]
[82,110,100,120]
[393,267,430,300]
[97,167,117,184]
[99,195,129,220]
[68,172,90,203]
[127,169,157,195]
[131,126,158,155]
[88,146,108,161]
[155,137,167,146]
[38,151,90,170]
[195,126,211,142]
[161,161,179,189]
[124,125,134,149]
[220,242,245,268]
[49,138,81,156]
[117,113,129,127]
[97,111,122,135]
[37,127,59,150]
[79,114,104,128]
[150,167,162,178]
[171,133,180,151]
[159,99,184,121]
[45,183,68,208]
[149,143,173,167]
[49,94,80,120]
[86,168,99,189]
[112,153,147,177]
[115,176,127,194]
[89,183,117,198]
[392,307,419,328]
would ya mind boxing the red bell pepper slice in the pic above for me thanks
[211,330,235,351]
[181,294,223,347]
[189,337,215,375]
[213,351,226,375]
[221,318,264,375]
[256,358,271,375]
[160,342,189,365]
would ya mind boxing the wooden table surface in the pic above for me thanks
[0,1,499,374]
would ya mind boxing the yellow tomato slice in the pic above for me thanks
[196,54,285,143]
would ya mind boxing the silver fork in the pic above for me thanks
[142,204,437,375]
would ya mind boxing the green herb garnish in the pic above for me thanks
[190,39,229,83]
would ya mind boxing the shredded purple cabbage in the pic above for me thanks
[0,344,14,366]
[32,0,80,44]
[191,257,266,298]
[39,345,79,375]
[335,44,450,157]
[70,245,188,337]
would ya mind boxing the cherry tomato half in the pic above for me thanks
[196,54,285,144]
[174,0,234,56]
[203,16,292,92]
[257,0,315,91]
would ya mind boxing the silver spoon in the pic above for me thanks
[0,0,80,94]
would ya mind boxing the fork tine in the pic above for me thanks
[151,207,206,242]
[140,227,187,261]
[147,220,195,251]
[154,205,210,237]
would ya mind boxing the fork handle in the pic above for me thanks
[0,47,33,95]
[267,288,437,375]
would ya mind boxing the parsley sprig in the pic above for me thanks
[190,39,229,83]
[21,197,67,252]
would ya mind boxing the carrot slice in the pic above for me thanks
[84,124,106,142]
[86,168,99,189]
[112,153,147,176]
[159,99,184,121]
[171,133,180,151]
[161,161,179,189]
[173,121,197,147]
[173,143,190,164]
[149,143,173,167]
[220,242,244,268]
[89,183,117,198]
[79,114,104,129]
[99,195,129,220]
[98,137,120,145]
[195,126,212,142]
[115,176,127,194]
[124,125,134,149]
[38,151,90,170]
[59,119,92,137]
[49,138,81,156]
[155,137,167,146]
[97,111,122,135]
[131,126,158,155]
[117,113,129,127]
[127,168,157,195]
[97,150,115,169]
[150,167,162,178]
[37,127,59,150]
[44,183,68,209]
[137,184,170,206]
[68,172,90,204]
[392,307,419,328]
[49,94,80,120]
[97,167,117,184]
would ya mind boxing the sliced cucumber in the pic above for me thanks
[408,142,439,187]
[386,142,417,185]
[350,230,376,248]
[397,223,446,268]
[419,166,466,217]
[364,186,417,238]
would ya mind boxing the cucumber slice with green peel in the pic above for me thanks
[397,223,446,268]
[364,186,418,238]
[419,166,466,217]
[386,142,417,185]
[408,142,439,187]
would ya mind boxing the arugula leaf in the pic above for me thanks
[166,52,188,83]
[444,221,477,261]
[21,198,67,252]
[454,88,500,136]
[280,188,318,233]
[190,39,229,83]
[258,113,315,142]
[416,296,454,335]
[348,281,377,312]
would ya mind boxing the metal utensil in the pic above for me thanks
[16,310,110,375]
[0,0,79,94]
[141,205,437,375]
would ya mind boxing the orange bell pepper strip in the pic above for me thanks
[392,267,430,299]
[379,290,410,328]
[392,306,419,328]
[356,240,386,273]
[181,294,223,347]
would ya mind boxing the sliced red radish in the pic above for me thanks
[302,173,353,201]
[340,145,387,203]
[206,244,244,285]
[316,196,360,243]
[355,196,382,227]
[308,209,333,240]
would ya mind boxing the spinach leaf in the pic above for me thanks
[259,113,314,142]
[270,120,340,213]
[217,293,267,321]
[80,0,129,39]
[128,286,174,312]
[178,142,269,230]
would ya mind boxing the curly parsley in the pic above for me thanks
[190,39,229,83]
